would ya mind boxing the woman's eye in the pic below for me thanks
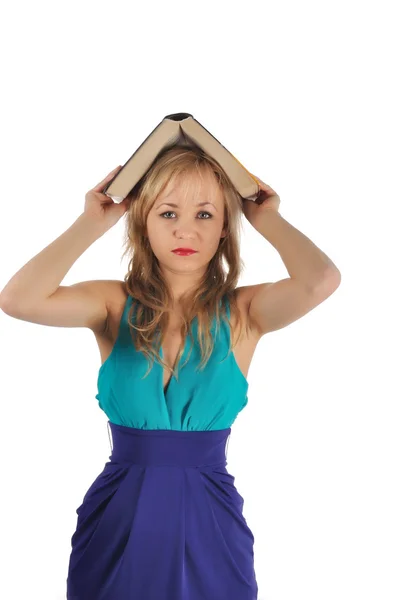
[160,211,212,219]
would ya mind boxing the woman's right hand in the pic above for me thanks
[83,166,131,232]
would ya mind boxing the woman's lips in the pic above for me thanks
[172,249,198,256]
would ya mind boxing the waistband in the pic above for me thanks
[107,421,231,468]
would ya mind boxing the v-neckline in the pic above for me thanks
[159,328,191,401]
[157,296,225,403]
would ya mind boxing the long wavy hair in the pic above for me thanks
[120,144,246,381]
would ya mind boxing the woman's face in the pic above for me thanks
[145,171,227,285]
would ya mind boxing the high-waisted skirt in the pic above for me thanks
[66,421,258,599]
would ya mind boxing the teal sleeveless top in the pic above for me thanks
[95,294,249,430]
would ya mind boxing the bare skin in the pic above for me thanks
[92,281,261,394]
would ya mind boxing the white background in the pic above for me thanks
[0,1,397,599]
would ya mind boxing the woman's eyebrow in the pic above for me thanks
[156,201,218,211]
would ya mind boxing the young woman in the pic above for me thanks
[0,145,341,599]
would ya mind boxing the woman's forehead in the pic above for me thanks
[160,170,223,204]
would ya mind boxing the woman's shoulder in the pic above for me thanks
[231,286,253,320]
[100,280,129,333]
[104,279,128,302]
[228,286,261,345]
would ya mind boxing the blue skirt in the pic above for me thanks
[66,422,258,599]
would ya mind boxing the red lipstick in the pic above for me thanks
[172,248,198,256]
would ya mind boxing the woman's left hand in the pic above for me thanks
[242,174,281,230]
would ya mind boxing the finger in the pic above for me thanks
[92,166,122,192]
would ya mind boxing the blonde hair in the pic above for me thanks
[121,144,246,381]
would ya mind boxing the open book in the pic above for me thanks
[103,113,262,204]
